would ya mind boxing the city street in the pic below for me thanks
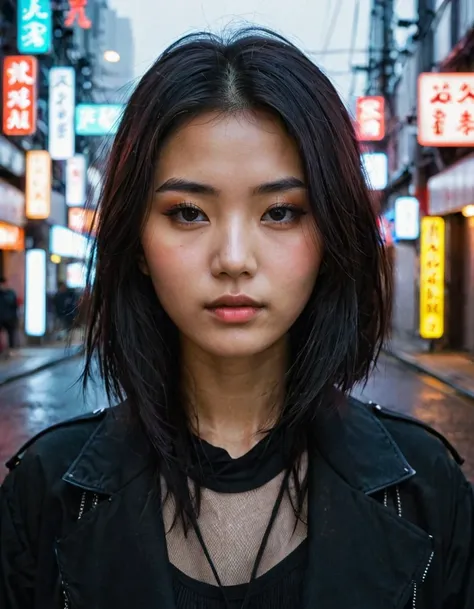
[0,353,473,483]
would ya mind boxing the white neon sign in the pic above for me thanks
[25,248,47,337]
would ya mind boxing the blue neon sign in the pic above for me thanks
[75,104,124,136]
[18,0,52,55]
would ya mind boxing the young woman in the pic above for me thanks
[1,29,472,609]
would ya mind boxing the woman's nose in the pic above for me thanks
[210,217,258,279]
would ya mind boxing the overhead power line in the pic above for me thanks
[319,0,344,60]
[348,0,361,100]
[306,47,368,56]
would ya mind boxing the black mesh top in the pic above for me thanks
[164,428,309,609]
[172,538,307,608]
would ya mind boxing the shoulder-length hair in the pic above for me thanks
[82,27,391,523]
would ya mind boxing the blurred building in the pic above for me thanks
[0,0,26,298]
[366,0,474,354]
[96,8,135,104]
[74,1,135,105]
[0,0,125,344]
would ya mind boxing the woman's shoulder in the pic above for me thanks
[5,408,108,474]
[2,408,110,498]
[317,395,470,501]
[364,400,465,472]
[2,400,148,507]
[0,408,111,551]
[350,398,472,512]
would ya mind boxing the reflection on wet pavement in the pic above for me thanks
[1,353,473,481]
[353,355,474,481]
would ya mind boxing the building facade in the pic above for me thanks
[370,0,474,353]
[0,0,27,297]
[88,2,135,104]
[0,0,115,344]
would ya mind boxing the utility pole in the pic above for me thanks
[365,0,395,104]
[382,0,395,112]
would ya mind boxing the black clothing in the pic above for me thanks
[172,541,307,609]
[0,288,17,325]
[0,288,18,350]
[1,395,473,609]
[173,429,304,609]
[0,321,16,349]
[188,424,293,493]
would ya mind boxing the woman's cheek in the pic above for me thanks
[271,237,321,287]
[144,237,201,294]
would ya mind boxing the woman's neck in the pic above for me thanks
[181,337,287,458]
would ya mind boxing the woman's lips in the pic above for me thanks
[207,306,263,323]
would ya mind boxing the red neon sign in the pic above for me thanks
[65,0,92,29]
[356,96,385,142]
[3,55,37,136]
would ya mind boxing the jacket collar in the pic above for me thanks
[63,392,416,497]
[312,391,416,495]
[62,402,151,495]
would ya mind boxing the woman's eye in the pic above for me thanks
[165,204,208,223]
[262,205,305,224]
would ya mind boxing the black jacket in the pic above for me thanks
[0,397,473,609]
[0,288,17,324]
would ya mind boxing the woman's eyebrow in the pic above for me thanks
[155,178,217,195]
[253,177,306,195]
[155,176,306,196]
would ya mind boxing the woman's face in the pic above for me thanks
[141,110,322,358]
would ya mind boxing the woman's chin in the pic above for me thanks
[185,331,281,360]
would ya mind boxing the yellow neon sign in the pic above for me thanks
[419,216,445,339]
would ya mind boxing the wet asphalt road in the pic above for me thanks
[0,353,473,482]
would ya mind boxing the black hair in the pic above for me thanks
[82,27,392,527]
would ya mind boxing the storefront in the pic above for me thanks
[0,136,26,296]
[427,153,474,353]
[49,225,89,289]
[24,224,91,339]
[0,179,26,298]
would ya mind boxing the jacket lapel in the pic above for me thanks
[303,451,433,609]
[55,469,177,609]
[55,405,177,609]
[302,395,434,609]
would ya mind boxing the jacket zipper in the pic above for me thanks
[411,542,435,609]
[62,491,100,609]
[383,486,435,609]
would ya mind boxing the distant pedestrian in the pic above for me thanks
[0,277,18,357]
[53,282,77,337]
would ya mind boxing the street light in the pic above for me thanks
[104,50,120,63]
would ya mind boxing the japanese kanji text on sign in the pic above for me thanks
[48,67,76,160]
[17,0,52,54]
[419,216,445,339]
[356,96,385,141]
[418,73,474,147]
[25,150,51,220]
[2,56,37,136]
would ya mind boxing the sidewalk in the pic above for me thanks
[0,336,83,387]
[385,335,474,401]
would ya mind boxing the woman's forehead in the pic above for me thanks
[155,111,303,183]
